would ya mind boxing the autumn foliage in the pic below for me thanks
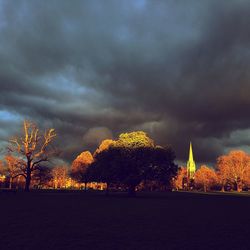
[94,139,115,155]
[173,167,187,190]
[217,150,250,192]
[195,165,218,192]
[173,150,250,192]
[71,151,94,189]
[52,166,69,189]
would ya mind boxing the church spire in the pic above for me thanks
[189,142,194,162]
[187,142,196,179]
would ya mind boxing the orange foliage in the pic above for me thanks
[71,151,94,183]
[94,139,115,155]
[173,166,187,190]
[0,160,5,184]
[217,150,250,192]
[0,160,3,170]
[52,166,69,189]
[195,165,218,192]
[4,154,24,189]
[73,151,93,166]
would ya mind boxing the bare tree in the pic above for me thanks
[8,120,57,191]
[52,166,69,189]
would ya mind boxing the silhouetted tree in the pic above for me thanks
[32,166,53,188]
[88,147,121,195]
[112,131,156,196]
[150,146,178,190]
[89,131,177,196]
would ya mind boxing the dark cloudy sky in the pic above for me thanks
[1,0,250,166]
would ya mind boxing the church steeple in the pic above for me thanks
[187,142,196,179]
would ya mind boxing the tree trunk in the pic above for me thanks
[105,182,110,196]
[221,181,225,192]
[25,161,31,192]
[9,177,13,189]
[204,184,207,192]
[84,181,87,192]
[16,176,20,189]
[25,175,31,192]
[236,180,242,192]
[128,185,136,197]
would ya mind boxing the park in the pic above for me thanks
[1,1,250,249]
[0,190,250,250]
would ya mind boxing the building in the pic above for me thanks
[187,142,196,180]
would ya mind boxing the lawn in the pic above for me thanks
[0,190,250,250]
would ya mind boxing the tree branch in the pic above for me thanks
[31,158,48,170]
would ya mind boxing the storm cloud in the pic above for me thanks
[1,0,250,166]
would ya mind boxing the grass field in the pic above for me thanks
[0,191,250,250]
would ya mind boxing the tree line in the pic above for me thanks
[1,121,250,194]
[174,150,250,192]
[0,121,177,195]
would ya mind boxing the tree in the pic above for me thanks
[8,120,57,191]
[150,146,178,189]
[0,160,3,174]
[4,154,23,189]
[216,156,229,192]
[244,164,250,190]
[32,166,53,188]
[217,150,250,192]
[88,147,120,195]
[195,165,218,192]
[89,131,177,196]
[71,151,94,190]
[173,167,187,190]
[115,131,154,148]
[94,139,115,156]
[0,160,6,187]
[52,166,69,189]
[115,146,150,196]
[112,131,156,196]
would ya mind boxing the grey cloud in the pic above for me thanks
[0,0,250,165]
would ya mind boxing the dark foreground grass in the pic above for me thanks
[1,191,250,250]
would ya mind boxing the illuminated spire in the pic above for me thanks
[187,142,196,179]
[189,142,194,162]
